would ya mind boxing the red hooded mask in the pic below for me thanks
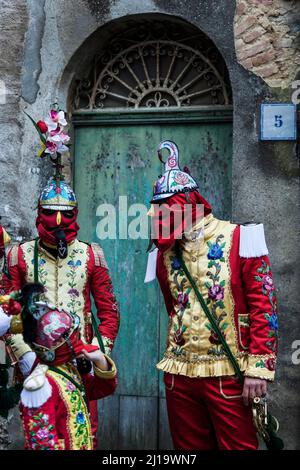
[151,190,212,252]
[36,207,80,247]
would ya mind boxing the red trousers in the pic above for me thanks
[89,400,99,449]
[164,373,258,450]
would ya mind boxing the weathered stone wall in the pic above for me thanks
[234,0,300,86]
[0,0,29,240]
[0,0,299,449]
[0,1,28,446]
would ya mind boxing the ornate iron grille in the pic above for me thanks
[73,21,232,110]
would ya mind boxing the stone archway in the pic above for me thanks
[72,19,231,110]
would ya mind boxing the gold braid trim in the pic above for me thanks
[8,245,19,267]
[47,365,93,450]
[90,243,108,269]
[93,355,117,380]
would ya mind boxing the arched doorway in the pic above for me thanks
[70,15,233,450]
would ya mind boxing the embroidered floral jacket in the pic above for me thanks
[20,359,117,450]
[156,214,278,381]
[5,239,120,360]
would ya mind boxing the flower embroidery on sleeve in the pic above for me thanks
[27,412,57,450]
[254,260,278,354]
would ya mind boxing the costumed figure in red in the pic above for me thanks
[1,224,23,417]
[0,223,12,295]
[146,140,279,450]
[3,105,120,447]
[0,283,117,450]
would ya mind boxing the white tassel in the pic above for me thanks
[21,378,52,408]
[0,307,11,336]
[239,224,269,258]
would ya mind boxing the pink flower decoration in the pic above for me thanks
[36,429,49,440]
[177,292,189,310]
[174,329,185,346]
[174,172,189,185]
[45,141,57,155]
[208,284,224,301]
[264,358,275,371]
[45,110,67,132]
[66,382,76,392]
[262,275,274,291]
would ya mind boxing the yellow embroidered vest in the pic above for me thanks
[21,240,90,341]
[157,215,248,378]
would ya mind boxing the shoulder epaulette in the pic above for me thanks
[78,240,89,246]
[8,245,19,267]
[239,223,269,258]
[90,243,108,269]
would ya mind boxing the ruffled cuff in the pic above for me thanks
[245,354,276,381]
[93,355,117,379]
[5,333,33,362]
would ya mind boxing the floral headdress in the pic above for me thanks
[151,140,198,202]
[25,104,77,210]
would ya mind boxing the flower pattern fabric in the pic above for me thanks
[254,259,278,355]
[168,255,190,355]
[205,235,229,355]
[25,412,59,450]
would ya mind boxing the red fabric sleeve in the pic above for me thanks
[241,255,278,356]
[156,249,174,316]
[82,373,117,401]
[241,254,278,378]
[89,247,120,353]
[7,246,27,291]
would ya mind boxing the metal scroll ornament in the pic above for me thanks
[73,21,231,110]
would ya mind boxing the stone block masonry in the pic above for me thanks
[234,0,300,87]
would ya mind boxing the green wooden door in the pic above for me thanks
[73,107,233,450]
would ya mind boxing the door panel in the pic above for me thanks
[74,112,232,449]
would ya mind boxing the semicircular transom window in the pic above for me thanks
[73,20,232,110]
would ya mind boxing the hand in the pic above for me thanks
[80,349,109,371]
[242,377,267,406]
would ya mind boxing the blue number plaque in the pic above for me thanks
[260,103,297,141]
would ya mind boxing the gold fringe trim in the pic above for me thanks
[157,355,249,378]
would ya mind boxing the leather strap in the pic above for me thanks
[34,238,39,283]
